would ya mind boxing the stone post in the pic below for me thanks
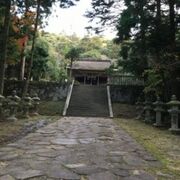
[7,90,20,121]
[31,93,40,115]
[0,94,5,119]
[153,96,165,127]
[144,100,153,124]
[135,100,144,120]
[167,95,180,134]
[21,94,32,118]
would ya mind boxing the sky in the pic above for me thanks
[44,0,116,39]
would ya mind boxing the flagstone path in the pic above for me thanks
[0,117,161,180]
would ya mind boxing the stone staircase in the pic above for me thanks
[67,85,109,117]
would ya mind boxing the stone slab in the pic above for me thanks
[47,166,80,179]
[88,171,118,180]
[51,138,78,145]
[0,175,15,180]
[12,169,43,179]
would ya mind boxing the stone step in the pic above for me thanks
[67,85,109,117]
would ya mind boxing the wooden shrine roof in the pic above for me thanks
[71,59,111,71]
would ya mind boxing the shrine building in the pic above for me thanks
[70,59,111,85]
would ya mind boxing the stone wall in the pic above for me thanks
[110,85,144,104]
[4,80,69,101]
[4,80,143,103]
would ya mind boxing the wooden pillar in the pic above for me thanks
[97,75,100,86]
[84,74,86,85]
[91,74,92,85]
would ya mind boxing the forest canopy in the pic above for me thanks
[0,0,180,100]
[87,0,180,99]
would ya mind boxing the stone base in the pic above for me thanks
[153,123,163,128]
[7,116,17,121]
[169,128,180,135]
[31,112,39,116]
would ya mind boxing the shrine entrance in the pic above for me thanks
[75,74,108,85]
[70,59,111,86]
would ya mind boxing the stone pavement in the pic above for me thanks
[0,117,161,180]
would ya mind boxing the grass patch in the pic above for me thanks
[38,100,65,116]
[112,103,137,118]
[114,118,180,179]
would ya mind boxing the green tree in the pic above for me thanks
[65,46,81,78]
[86,0,180,98]
[25,37,49,81]
[80,49,102,59]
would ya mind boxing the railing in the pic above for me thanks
[107,85,113,118]
[108,75,144,86]
[62,80,75,116]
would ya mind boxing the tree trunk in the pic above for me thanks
[139,1,148,72]
[19,56,26,80]
[156,0,161,38]
[168,0,175,49]
[156,0,166,98]
[168,0,177,95]
[19,2,30,81]
[0,0,11,95]
[22,0,41,96]
[155,0,161,60]
[19,40,27,80]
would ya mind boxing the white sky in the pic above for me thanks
[44,0,116,39]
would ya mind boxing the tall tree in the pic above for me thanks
[0,0,11,94]
[18,0,33,80]
[22,0,41,96]
[65,47,81,78]
[168,0,176,49]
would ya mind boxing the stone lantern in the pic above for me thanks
[167,95,180,134]
[7,90,21,121]
[0,94,5,119]
[21,94,32,118]
[153,96,165,127]
[144,100,153,124]
[31,93,40,115]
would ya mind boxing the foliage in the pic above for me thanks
[80,49,102,59]
[0,0,81,94]
[21,32,120,82]
[0,0,121,88]
[118,41,148,76]
[26,37,49,80]
[65,46,82,61]
[143,69,164,96]
[87,0,180,99]
[85,0,121,33]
